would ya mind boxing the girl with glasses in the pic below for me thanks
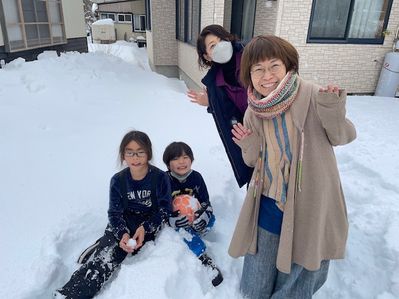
[229,35,356,298]
[54,130,172,298]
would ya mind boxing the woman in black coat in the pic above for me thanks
[188,24,253,187]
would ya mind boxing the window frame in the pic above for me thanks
[230,0,256,43]
[175,0,201,46]
[0,0,67,53]
[145,0,151,31]
[99,12,116,21]
[307,0,394,44]
[133,14,146,32]
[117,13,132,24]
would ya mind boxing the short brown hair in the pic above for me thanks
[240,35,299,88]
[196,24,238,69]
[119,130,152,165]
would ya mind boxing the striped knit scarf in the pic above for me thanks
[248,71,299,119]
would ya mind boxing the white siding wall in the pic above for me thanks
[0,23,4,46]
[62,0,86,38]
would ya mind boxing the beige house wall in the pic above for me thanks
[0,23,4,46]
[148,0,177,67]
[114,24,144,41]
[98,1,145,41]
[254,0,278,36]
[146,30,154,63]
[201,0,225,28]
[99,1,145,12]
[223,0,232,31]
[269,0,399,94]
[150,0,399,93]
[175,0,226,89]
[62,0,86,38]
[177,41,207,88]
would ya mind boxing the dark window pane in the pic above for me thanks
[38,24,50,38]
[241,0,256,41]
[230,0,255,41]
[140,15,145,31]
[125,14,132,22]
[190,0,200,45]
[310,0,351,39]
[118,15,125,22]
[36,0,48,22]
[145,0,151,30]
[22,0,36,22]
[176,0,184,40]
[25,24,38,39]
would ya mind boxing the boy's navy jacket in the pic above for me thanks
[168,170,210,206]
[201,41,253,188]
[108,165,172,240]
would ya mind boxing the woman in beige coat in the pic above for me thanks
[230,35,356,298]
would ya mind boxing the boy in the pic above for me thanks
[163,142,223,287]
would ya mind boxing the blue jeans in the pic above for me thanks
[240,226,329,299]
[177,214,215,257]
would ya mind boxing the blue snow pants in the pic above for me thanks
[177,214,215,257]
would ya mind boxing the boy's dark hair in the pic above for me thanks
[197,24,239,69]
[163,142,194,169]
[119,130,152,165]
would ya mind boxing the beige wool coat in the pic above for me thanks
[228,77,356,274]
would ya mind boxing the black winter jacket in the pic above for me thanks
[201,42,253,187]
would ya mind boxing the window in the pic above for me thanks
[117,14,132,23]
[308,0,393,44]
[0,0,66,52]
[133,14,145,32]
[230,0,256,42]
[145,0,151,31]
[100,13,116,21]
[176,0,201,46]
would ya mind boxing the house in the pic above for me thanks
[93,0,146,43]
[144,0,399,94]
[0,0,88,64]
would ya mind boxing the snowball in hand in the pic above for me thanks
[127,238,137,248]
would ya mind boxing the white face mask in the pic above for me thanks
[212,41,233,64]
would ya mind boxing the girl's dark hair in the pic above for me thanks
[119,130,152,165]
[197,24,239,69]
[163,142,194,169]
[240,35,299,88]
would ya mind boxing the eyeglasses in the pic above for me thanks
[124,150,146,158]
[250,63,283,79]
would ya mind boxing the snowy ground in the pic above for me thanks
[0,41,398,298]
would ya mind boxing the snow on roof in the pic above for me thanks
[92,18,114,26]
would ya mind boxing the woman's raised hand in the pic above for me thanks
[232,123,252,144]
[187,89,209,107]
[319,84,340,95]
